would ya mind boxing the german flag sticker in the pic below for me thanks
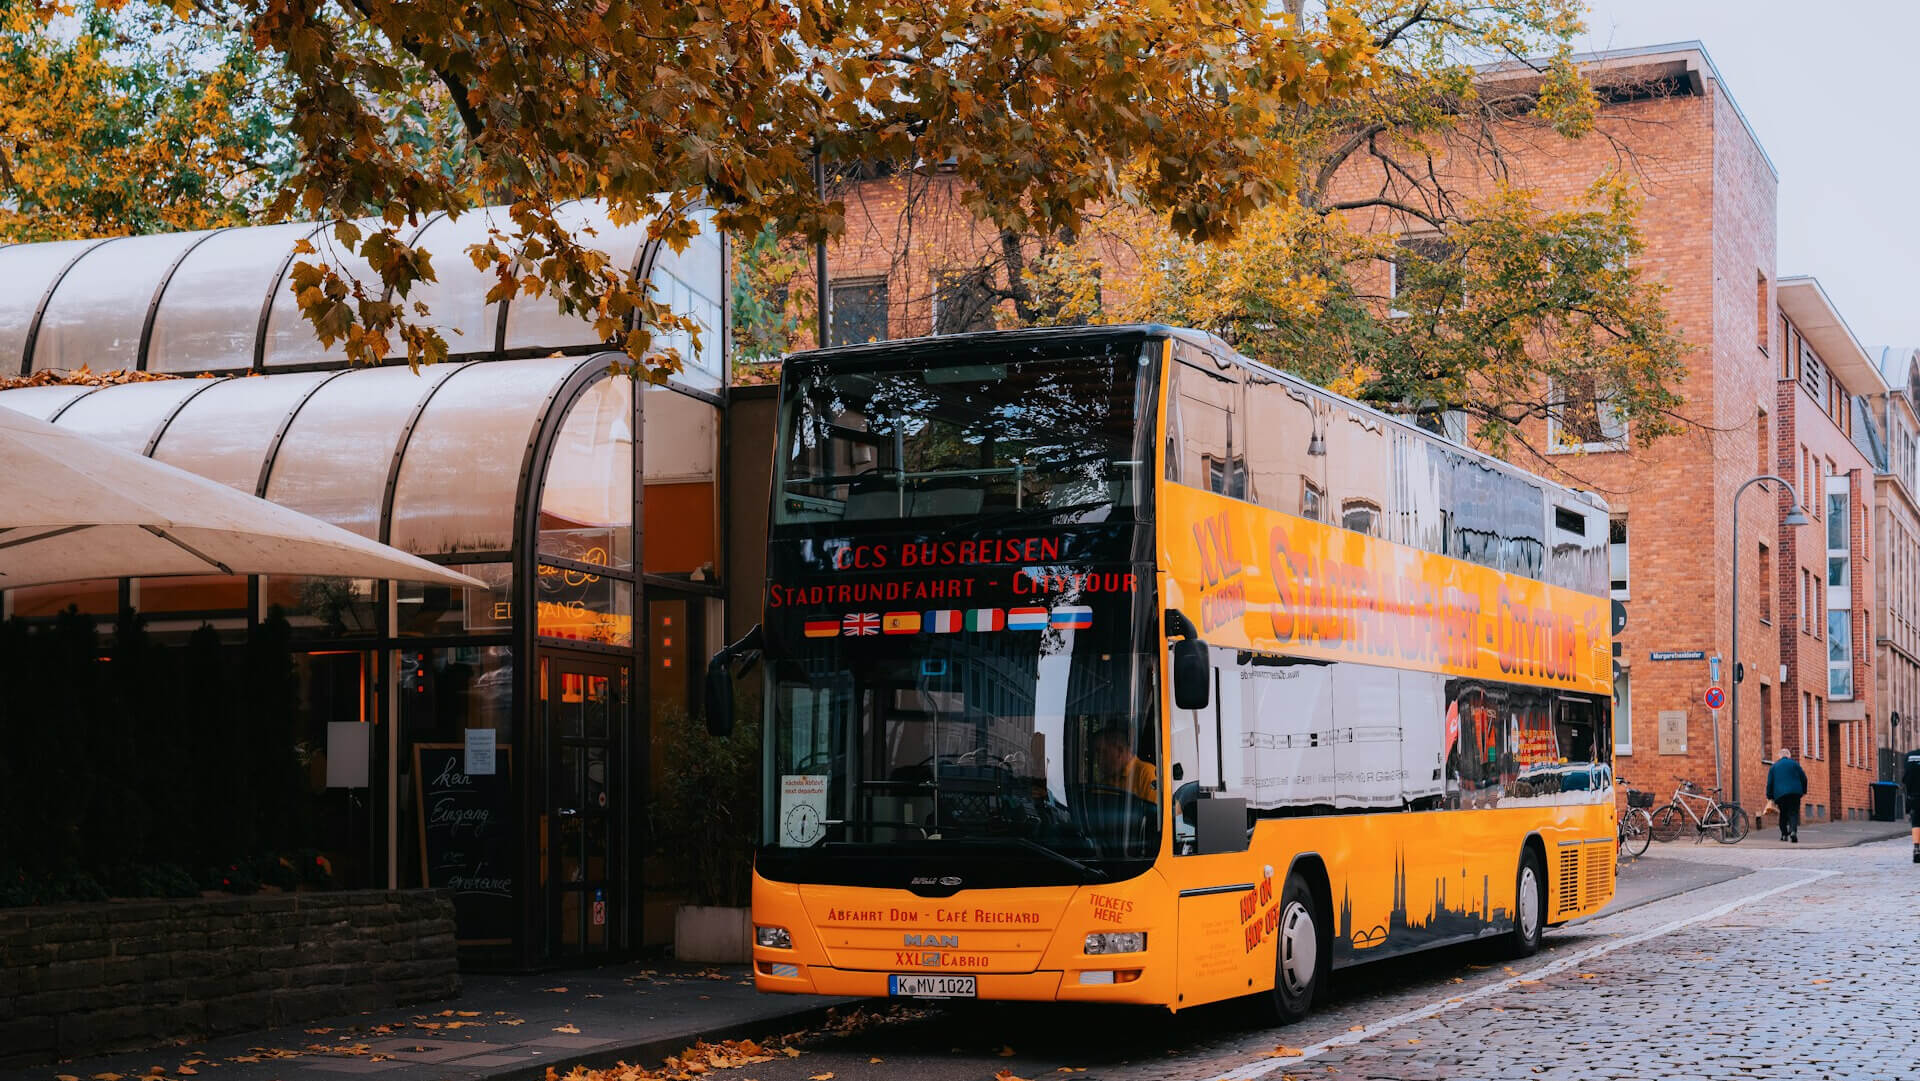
[803,618,839,638]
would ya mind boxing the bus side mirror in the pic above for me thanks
[702,624,763,738]
[1166,608,1209,711]
[703,658,735,738]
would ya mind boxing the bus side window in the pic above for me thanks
[1167,347,1244,498]
[1245,375,1324,519]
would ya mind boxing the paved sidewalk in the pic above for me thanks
[1,963,863,1081]
[1703,815,1905,850]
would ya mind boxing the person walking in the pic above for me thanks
[1766,747,1809,843]
[1902,746,1920,864]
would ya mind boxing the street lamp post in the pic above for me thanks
[1731,473,1811,813]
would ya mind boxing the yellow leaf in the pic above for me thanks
[542,986,569,993]
[1578,973,1599,980]
[809,1074,835,1080]
[1347,1025,1364,1032]
[553,1024,580,1034]
[1267,1046,1305,1058]
[998,1045,1017,1057]
[994,1072,1031,1081]
[869,1058,883,1063]
[1811,978,1832,985]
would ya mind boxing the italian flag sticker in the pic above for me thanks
[964,609,1005,632]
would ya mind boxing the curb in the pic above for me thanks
[486,999,869,1081]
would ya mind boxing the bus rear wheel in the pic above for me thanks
[1255,872,1324,1024]
[1500,847,1546,959]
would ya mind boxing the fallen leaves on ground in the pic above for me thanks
[553,1024,582,1034]
[1347,1025,1364,1032]
[501,1019,527,1026]
[993,1071,1030,1081]
[1265,1046,1305,1058]
[808,1074,835,1080]
[542,986,570,993]
[1577,973,1599,980]
[1811,978,1832,985]
[998,1045,1017,1057]
[305,1028,332,1035]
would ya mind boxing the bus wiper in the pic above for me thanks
[937,498,1114,539]
[956,836,1107,882]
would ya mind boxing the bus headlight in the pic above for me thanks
[1084,931,1146,954]
[755,925,793,949]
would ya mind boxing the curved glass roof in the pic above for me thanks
[5,200,706,379]
[0,355,610,556]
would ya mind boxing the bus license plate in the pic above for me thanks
[889,974,976,998]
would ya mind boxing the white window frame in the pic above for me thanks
[1827,473,1853,700]
[1613,669,1632,756]
[1608,517,1629,601]
[1547,376,1627,453]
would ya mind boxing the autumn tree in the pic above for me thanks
[10,0,1380,375]
[0,3,288,242]
[859,0,1690,463]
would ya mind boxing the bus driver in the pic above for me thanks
[1093,723,1158,802]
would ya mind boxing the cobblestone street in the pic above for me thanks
[691,839,1920,1081]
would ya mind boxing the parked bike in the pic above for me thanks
[1617,780,1654,859]
[1649,779,1749,844]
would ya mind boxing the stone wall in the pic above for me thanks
[0,890,459,1069]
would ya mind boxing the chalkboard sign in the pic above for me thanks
[413,742,516,945]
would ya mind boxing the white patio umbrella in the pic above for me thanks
[0,404,485,591]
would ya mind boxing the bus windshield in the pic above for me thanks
[774,340,1150,527]
[768,616,1160,865]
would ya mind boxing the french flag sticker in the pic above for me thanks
[1050,606,1093,630]
[925,610,963,633]
[1006,607,1050,631]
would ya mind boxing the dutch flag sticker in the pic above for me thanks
[1007,607,1050,631]
[1050,606,1094,630]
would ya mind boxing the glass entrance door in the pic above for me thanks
[546,657,624,956]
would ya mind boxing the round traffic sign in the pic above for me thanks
[1704,686,1725,710]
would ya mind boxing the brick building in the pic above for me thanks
[1868,346,1920,780]
[1773,278,1882,820]
[802,42,1895,820]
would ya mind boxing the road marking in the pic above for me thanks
[1207,868,1837,1081]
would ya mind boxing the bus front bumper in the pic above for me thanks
[753,960,1166,1003]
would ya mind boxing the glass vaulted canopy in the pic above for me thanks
[4,199,720,378]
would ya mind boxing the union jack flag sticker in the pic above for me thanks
[843,612,881,636]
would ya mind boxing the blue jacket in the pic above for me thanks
[1766,755,1808,800]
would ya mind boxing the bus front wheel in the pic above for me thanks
[1258,872,1324,1024]
[1501,847,1546,959]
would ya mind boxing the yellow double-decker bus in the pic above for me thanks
[707,325,1615,1020]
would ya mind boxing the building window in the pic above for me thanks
[1828,473,1852,699]
[1549,374,1626,450]
[1613,670,1632,756]
[1386,235,1452,318]
[931,268,996,335]
[1609,518,1629,600]
[1758,542,1772,623]
[1301,480,1323,523]
[1801,344,1828,409]
[1756,271,1769,353]
[829,277,889,346]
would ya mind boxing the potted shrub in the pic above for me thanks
[652,688,760,962]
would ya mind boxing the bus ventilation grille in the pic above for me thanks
[1582,841,1614,911]
[1554,847,1581,920]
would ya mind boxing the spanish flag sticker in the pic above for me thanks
[882,612,922,635]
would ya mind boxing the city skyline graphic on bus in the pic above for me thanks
[1333,850,1511,963]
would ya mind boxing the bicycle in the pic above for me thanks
[1617,780,1654,859]
[1648,779,1750,844]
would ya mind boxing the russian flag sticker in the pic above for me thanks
[925,610,963,633]
[964,608,1005,632]
[1050,606,1094,629]
[1007,607,1050,631]
[803,618,840,638]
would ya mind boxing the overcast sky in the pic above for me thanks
[1578,1,1919,354]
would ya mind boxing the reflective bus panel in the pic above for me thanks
[744,326,1614,1019]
